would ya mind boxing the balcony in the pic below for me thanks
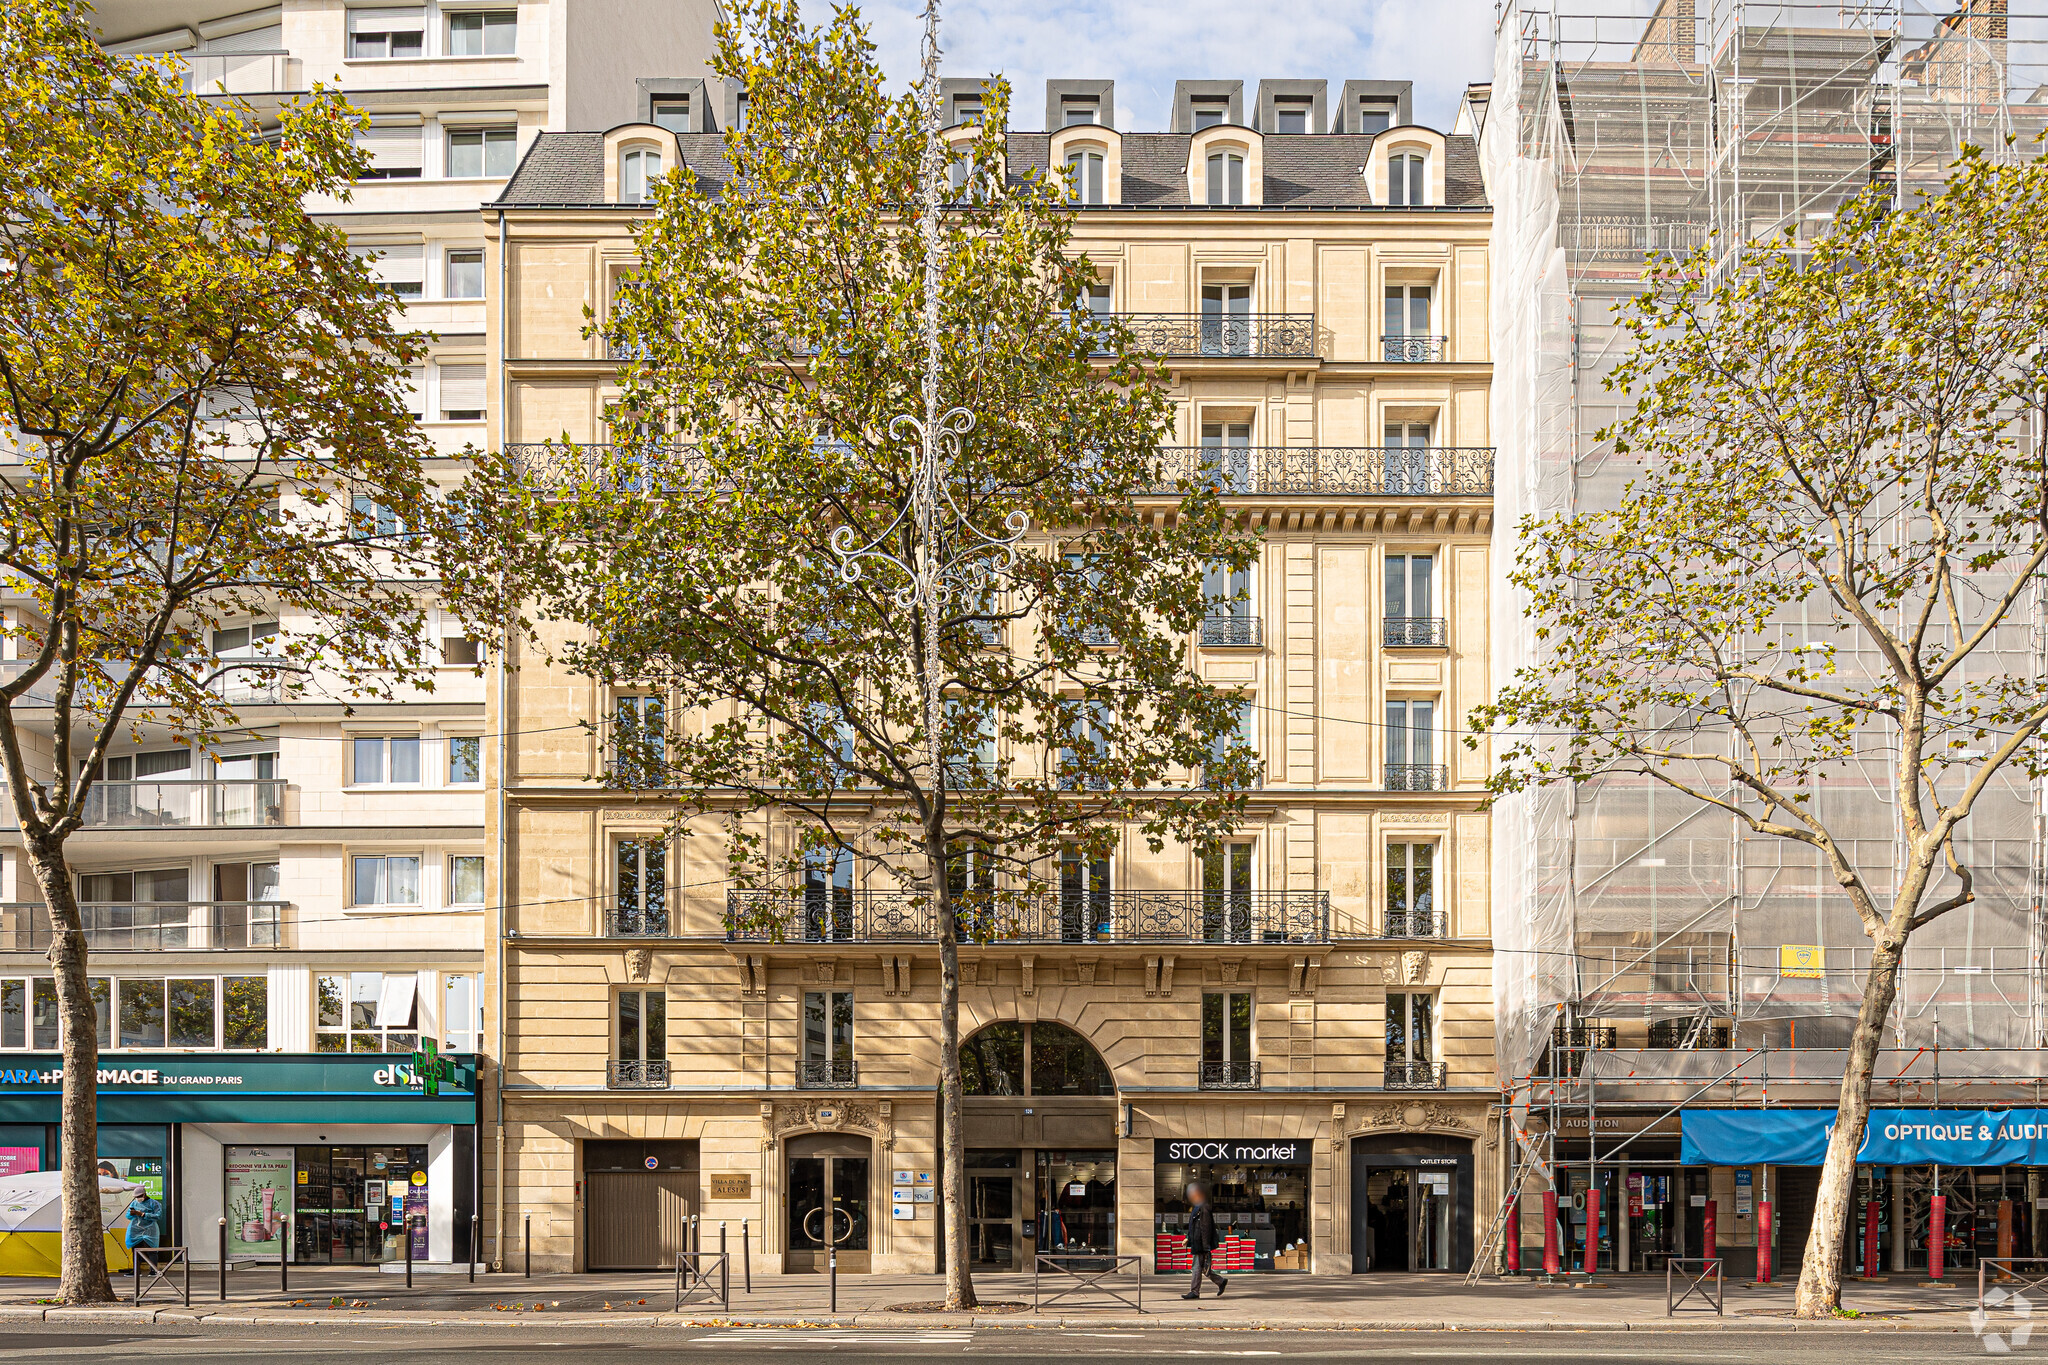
[1199,615,1262,648]
[1647,1019,1732,1049]
[603,908,674,938]
[607,1059,671,1089]
[1382,908,1447,939]
[175,51,301,96]
[1154,446,1494,498]
[798,1057,859,1089]
[1098,313,1317,359]
[0,901,289,951]
[65,780,286,828]
[1384,1060,1448,1090]
[1381,335,1449,363]
[1383,617,1448,648]
[726,888,1332,945]
[1199,1059,1261,1090]
[505,442,716,491]
[1384,765,1449,793]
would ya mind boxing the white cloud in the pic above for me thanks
[794,0,1499,132]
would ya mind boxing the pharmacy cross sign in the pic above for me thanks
[408,1038,452,1097]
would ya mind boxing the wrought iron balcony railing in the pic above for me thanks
[607,1059,670,1089]
[506,441,717,490]
[57,779,287,829]
[1094,313,1318,359]
[1646,1020,1732,1049]
[1384,765,1449,792]
[603,908,674,938]
[1382,908,1447,939]
[726,888,1331,945]
[1153,446,1494,498]
[1199,615,1261,648]
[1383,616,1448,648]
[1384,1060,1448,1090]
[0,901,289,951]
[798,1057,859,1089]
[1199,1059,1261,1090]
[1381,335,1449,363]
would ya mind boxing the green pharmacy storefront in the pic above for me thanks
[0,1053,478,1266]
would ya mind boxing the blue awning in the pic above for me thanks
[1681,1109,2048,1166]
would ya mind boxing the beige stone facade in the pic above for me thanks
[485,79,1501,1277]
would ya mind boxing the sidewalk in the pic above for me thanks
[0,1266,2002,1332]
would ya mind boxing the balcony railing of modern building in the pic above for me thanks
[0,900,290,951]
[1199,615,1261,648]
[725,888,1332,945]
[173,51,302,96]
[1383,617,1448,648]
[1383,765,1450,793]
[26,780,291,830]
[1383,1060,1449,1090]
[1199,1059,1261,1090]
[798,1057,859,1089]
[606,1058,671,1089]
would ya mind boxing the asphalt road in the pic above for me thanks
[0,1325,2006,1364]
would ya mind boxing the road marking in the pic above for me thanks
[692,1329,977,1346]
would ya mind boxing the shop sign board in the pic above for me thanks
[0,1052,479,1124]
[1684,1108,2048,1167]
[1735,1169,1753,1217]
[1153,1140,1312,1165]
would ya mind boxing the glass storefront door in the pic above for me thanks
[291,1145,427,1264]
[967,1150,1022,1270]
[785,1133,870,1272]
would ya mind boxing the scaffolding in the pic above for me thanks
[1481,0,2048,1275]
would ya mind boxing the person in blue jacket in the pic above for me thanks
[123,1189,164,1270]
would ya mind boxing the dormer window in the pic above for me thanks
[1062,99,1099,126]
[651,96,690,134]
[1274,99,1310,135]
[1359,102,1393,134]
[621,146,662,205]
[1206,150,1245,206]
[1065,149,1105,204]
[1192,100,1228,131]
[953,95,984,125]
[1390,152,1426,206]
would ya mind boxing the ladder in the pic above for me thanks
[1466,1111,1551,1284]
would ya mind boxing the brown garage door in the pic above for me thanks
[587,1170,696,1269]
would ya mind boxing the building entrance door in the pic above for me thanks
[786,1133,871,1272]
[967,1150,1023,1270]
[1349,1136,1474,1273]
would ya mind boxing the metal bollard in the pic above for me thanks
[218,1218,227,1302]
[405,1214,415,1288]
[470,1213,478,1282]
[524,1212,531,1278]
[742,1219,751,1294]
[830,1248,837,1315]
[281,1217,289,1293]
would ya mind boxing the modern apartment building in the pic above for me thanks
[0,0,715,1271]
[487,76,1500,1277]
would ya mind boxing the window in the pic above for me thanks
[1359,102,1393,134]
[223,976,267,1048]
[213,863,282,949]
[1204,695,1257,790]
[1062,99,1098,126]
[447,127,515,179]
[1385,698,1439,788]
[1386,842,1437,936]
[1064,148,1105,205]
[442,635,484,666]
[351,243,423,296]
[943,696,995,785]
[1205,150,1245,206]
[1384,421,1434,493]
[447,9,516,56]
[450,854,485,905]
[1384,283,1433,339]
[615,838,667,934]
[1385,553,1438,645]
[438,363,485,421]
[352,493,405,538]
[317,972,418,1053]
[802,846,854,940]
[1273,99,1310,134]
[1192,100,1227,130]
[613,694,666,786]
[1199,419,1251,490]
[353,735,421,784]
[952,94,984,125]
[1200,281,1252,354]
[1201,839,1255,940]
[442,247,485,300]
[11,976,250,1051]
[13,978,108,1049]
[1202,558,1253,631]
[1057,697,1113,788]
[348,9,424,59]
[650,95,690,133]
[802,990,855,1085]
[213,619,278,655]
[442,973,479,1052]
[353,854,421,906]
[1386,991,1437,1082]
[732,91,748,131]
[620,146,662,204]
[1202,991,1254,1085]
[1389,151,1426,206]
[1058,844,1112,940]
[0,979,21,1048]
[354,123,423,180]
[617,988,666,1061]
[448,735,482,784]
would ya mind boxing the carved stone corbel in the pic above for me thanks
[1020,955,1035,997]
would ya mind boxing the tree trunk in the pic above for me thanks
[30,836,113,1304]
[1793,936,1902,1318]
[930,829,977,1309]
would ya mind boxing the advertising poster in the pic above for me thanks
[224,1147,292,1260]
[96,1157,166,1247]
[0,1148,39,1177]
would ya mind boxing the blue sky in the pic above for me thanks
[796,0,1501,133]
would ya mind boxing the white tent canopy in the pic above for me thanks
[0,1172,142,1234]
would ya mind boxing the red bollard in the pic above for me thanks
[1702,1200,1717,1261]
[1542,1188,1560,1276]
[1929,1195,1947,1280]
[1504,1194,1522,1274]
[1583,1185,1600,1274]
[1862,1197,1881,1278]
[1756,1200,1773,1283]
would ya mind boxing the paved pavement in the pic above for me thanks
[0,1265,2013,1332]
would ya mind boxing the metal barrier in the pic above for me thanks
[1665,1256,1723,1316]
[1980,1258,2048,1310]
[674,1252,731,1311]
[1033,1253,1143,1313]
[133,1247,190,1306]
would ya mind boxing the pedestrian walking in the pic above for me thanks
[1181,1182,1228,1300]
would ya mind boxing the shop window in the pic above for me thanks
[317,971,419,1053]
[1039,1149,1117,1258]
[1201,990,1255,1087]
[289,1144,428,1265]
[443,973,480,1052]
[801,990,855,1087]
[1156,1140,1312,1272]
[960,1020,1112,1096]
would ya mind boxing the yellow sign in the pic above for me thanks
[1780,945,1824,979]
[410,1170,427,1186]
[707,1174,752,1199]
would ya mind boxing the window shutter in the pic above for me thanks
[438,363,485,414]
[354,122,423,172]
[351,242,423,288]
[349,7,425,35]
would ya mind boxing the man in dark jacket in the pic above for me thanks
[1181,1183,1228,1299]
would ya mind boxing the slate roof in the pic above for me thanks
[499,129,1488,209]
